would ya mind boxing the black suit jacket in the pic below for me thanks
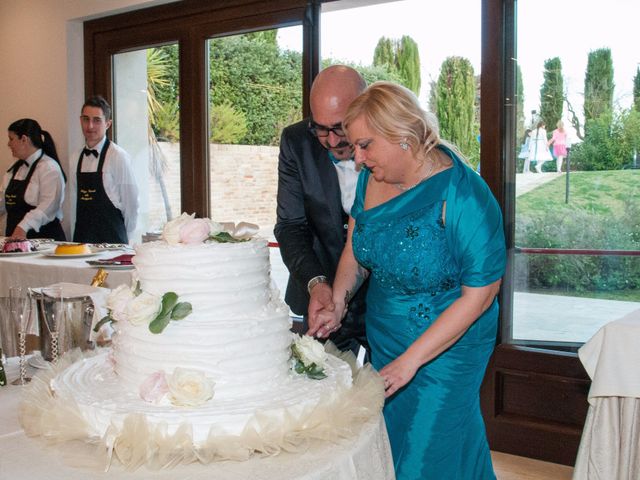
[274,119,367,346]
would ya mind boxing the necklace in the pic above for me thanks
[394,159,437,192]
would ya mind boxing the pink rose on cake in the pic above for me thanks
[168,368,215,407]
[126,291,162,326]
[180,218,218,244]
[140,371,169,403]
[162,213,222,245]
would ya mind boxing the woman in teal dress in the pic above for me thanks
[310,82,506,479]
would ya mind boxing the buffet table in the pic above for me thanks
[0,249,133,356]
[0,248,133,296]
[0,358,395,480]
[573,308,640,479]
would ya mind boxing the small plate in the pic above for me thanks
[0,248,54,257]
[42,250,101,259]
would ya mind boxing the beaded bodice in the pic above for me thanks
[353,200,459,297]
[351,169,461,334]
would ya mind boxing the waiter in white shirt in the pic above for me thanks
[69,95,139,244]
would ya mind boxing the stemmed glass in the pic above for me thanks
[40,286,64,364]
[9,286,35,385]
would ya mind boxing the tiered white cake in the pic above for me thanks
[49,216,352,446]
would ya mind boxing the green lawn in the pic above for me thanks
[517,170,640,215]
[514,169,639,301]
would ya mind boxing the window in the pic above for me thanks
[510,0,640,347]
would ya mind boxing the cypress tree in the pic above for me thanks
[539,57,564,133]
[397,36,421,96]
[435,56,476,159]
[373,35,421,95]
[584,48,614,124]
[373,37,396,73]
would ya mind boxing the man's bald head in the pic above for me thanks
[309,65,366,160]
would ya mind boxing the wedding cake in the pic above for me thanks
[20,214,382,471]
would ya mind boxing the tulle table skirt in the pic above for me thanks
[1,353,395,479]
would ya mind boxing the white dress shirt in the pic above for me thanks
[0,149,65,233]
[329,153,361,216]
[67,137,139,238]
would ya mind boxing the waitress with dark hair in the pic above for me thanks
[1,118,67,240]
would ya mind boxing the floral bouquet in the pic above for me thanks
[162,212,258,245]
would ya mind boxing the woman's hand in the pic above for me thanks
[379,352,421,398]
[308,301,345,338]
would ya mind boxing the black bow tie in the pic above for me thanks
[7,159,28,174]
[83,148,99,157]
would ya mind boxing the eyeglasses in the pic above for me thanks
[308,121,345,138]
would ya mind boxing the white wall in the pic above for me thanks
[0,0,176,234]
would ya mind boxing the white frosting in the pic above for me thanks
[53,351,352,442]
[112,238,294,396]
[51,237,353,442]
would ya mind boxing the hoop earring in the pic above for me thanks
[399,141,409,151]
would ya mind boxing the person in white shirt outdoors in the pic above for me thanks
[68,95,139,244]
[1,118,67,240]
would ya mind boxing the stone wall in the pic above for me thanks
[147,142,280,234]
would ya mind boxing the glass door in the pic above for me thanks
[112,43,182,242]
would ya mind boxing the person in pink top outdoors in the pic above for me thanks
[548,120,568,172]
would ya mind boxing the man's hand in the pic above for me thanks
[10,226,27,239]
[307,283,334,337]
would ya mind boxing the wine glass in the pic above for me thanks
[40,286,64,364]
[9,286,35,385]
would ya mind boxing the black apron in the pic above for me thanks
[73,139,128,244]
[4,154,66,240]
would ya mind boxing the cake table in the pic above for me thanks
[0,357,395,479]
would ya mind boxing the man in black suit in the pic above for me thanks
[274,65,368,357]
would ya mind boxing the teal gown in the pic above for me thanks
[350,146,506,480]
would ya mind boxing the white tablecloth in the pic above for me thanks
[0,253,132,357]
[0,358,395,480]
[0,250,133,296]
[573,309,640,479]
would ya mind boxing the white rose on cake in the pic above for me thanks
[162,213,194,245]
[126,291,162,326]
[294,334,328,368]
[106,284,135,322]
[168,368,215,407]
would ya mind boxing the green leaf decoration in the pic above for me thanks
[159,292,179,318]
[93,314,113,333]
[306,367,327,380]
[209,231,249,243]
[171,302,192,320]
[290,343,327,380]
[149,312,171,334]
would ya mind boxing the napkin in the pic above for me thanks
[92,254,134,266]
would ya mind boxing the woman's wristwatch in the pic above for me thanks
[307,275,329,294]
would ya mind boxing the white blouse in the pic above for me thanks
[0,149,65,233]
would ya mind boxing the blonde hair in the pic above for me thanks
[343,81,456,163]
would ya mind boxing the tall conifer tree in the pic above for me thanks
[539,57,564,132]
[435,56,476,158]
[584,48,614,126]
